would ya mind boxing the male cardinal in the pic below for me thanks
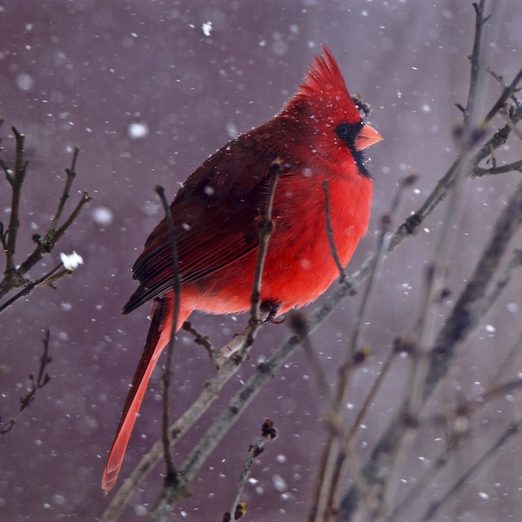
[102,47,382,493]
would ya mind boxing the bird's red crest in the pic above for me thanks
[286,46,361,124]
[300,46,350,99]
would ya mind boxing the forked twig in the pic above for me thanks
[0,262,75,315]
[224,419,278,521]
[182,321,222,368]
[50,146,79,229]
[0,129,91,304]
[0,330,52,434]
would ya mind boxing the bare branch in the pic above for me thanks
[0,134,91,307]
[473,158,522,177]
[182,321,223,368]
[4,127,27,275]
[101,355,252,522]
[224,419,278,521]
[328,346,397,514]
[462,0,487,131]
[50,146,79,230]
[323,180,346,281]
[248,158,287,328]
[155,185,182,485]
[14,191,91,281]
[482,68,522,126]
[288,310,332,402]
[0,263,70,315]
[418,419,522,522]
[0,330,52,434]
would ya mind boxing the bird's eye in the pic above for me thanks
[336,124,351,138]
[335,122,362,143]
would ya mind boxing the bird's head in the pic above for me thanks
[282,46,382,176]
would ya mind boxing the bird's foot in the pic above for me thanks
[260,300,285,324]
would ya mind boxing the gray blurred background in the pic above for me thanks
[1,0,521,520]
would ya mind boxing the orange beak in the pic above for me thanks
[355,123,383,151]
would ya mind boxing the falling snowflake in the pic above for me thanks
[202,21,213,37]
[60,251,83,270]
[128,122,149,139]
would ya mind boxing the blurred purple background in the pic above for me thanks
[1,0,521,520]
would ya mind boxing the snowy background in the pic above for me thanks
[1,0,521,520]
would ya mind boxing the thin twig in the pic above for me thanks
[0,330,52,434]
[0,137,90,302]
[427,377,522,428]
[351,174,414,360]
[0,190,92,300]
[390,376,522,519]
[4,127,27,275]
[323,180,346,281]
[461,1,487,131]
[288,310,332,401]
[418,419,522,522]
[472,248,522,319]
[0,263,71,315]
[7,190,91,292]
[325,346,397,516]
[50,147,79,230]
[488,332,522,386]
[182,321,223,368]
[225,419,278,521]
[248,158,287,331]
[155,185,182,483]
[482,68,522,126]
[473,103,522,165]
[473,158,522,177]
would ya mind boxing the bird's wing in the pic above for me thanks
[123,136,296,314]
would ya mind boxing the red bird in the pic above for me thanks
[102,47,382,493]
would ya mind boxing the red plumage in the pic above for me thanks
[102,46,382,493]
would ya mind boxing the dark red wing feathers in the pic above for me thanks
[123,134,295,314]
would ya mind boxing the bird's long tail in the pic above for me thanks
[102,293,189,493]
